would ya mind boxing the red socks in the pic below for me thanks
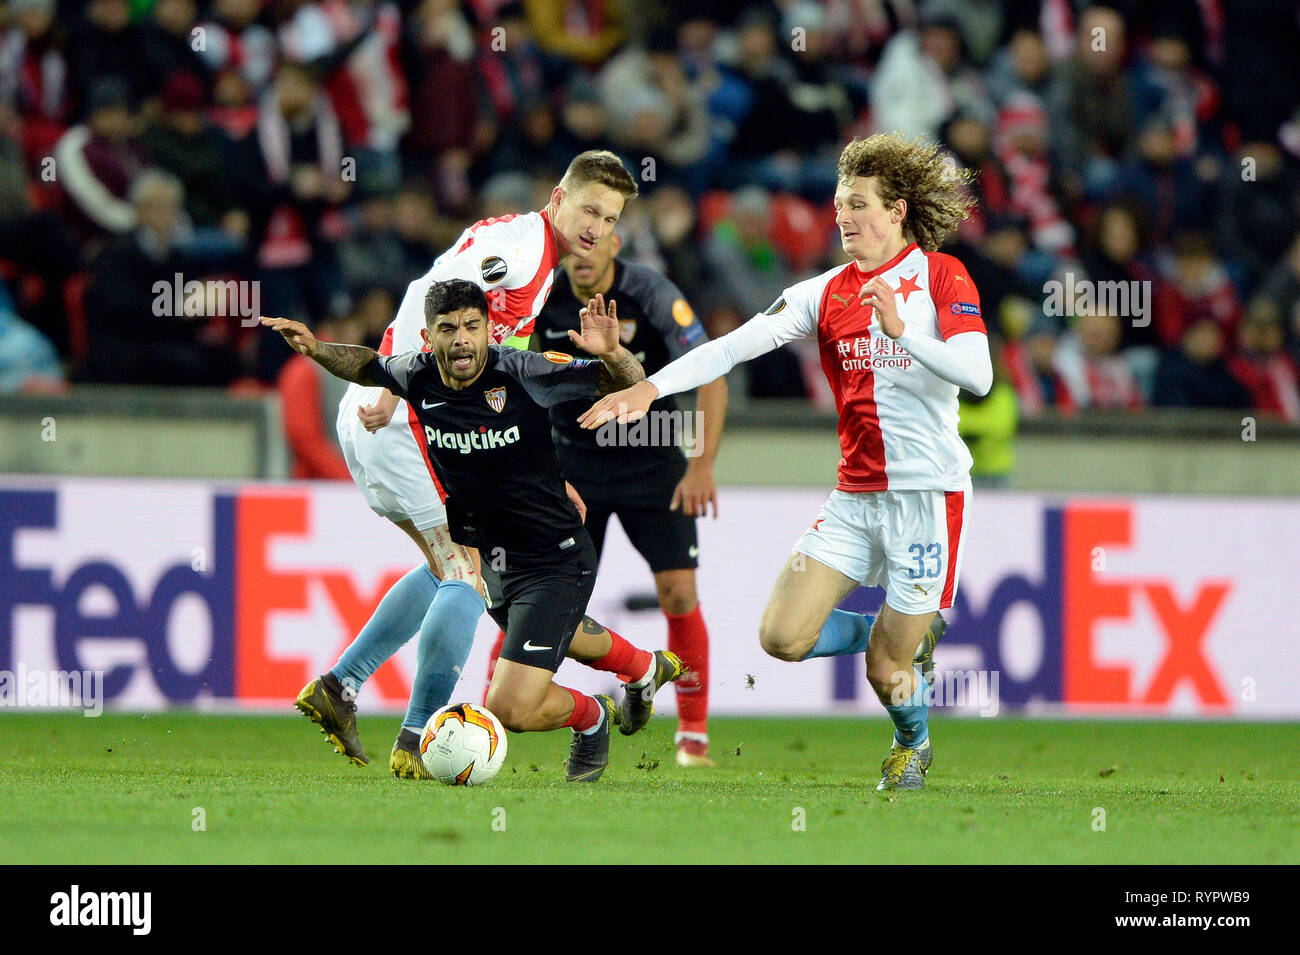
[482,629,506,705]
[667,605,709,735]
[588,627,653,685]
[561,687,601,731]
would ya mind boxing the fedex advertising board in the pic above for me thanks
[0,477,1294,717]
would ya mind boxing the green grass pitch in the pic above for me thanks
[2,713,1297,864]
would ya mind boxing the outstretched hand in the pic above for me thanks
[570,293,620,357]
[261,316,319,357]
[577,379,658,430]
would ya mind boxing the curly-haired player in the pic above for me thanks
[581,133,991,791]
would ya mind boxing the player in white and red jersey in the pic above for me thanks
[581,134,991,791]
[294,151,640,779]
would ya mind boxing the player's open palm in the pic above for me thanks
[571,293,620,357]
[261,316,319,357]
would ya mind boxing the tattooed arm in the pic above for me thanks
[596,344,646,396]
[261,316,381,386]
[566,293,645,396]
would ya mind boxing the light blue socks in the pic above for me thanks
[401,579,485,731]
[331,564,439,694]
[801,609,877,659]
[886,665,930,748]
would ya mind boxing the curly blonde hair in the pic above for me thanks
[837,134,976,251]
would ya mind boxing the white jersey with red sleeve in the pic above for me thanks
[648,242,987,492]
[382,209,560,357]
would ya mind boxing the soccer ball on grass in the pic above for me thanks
[420,703,508,785]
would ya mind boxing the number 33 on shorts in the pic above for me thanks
[907,542,943,579]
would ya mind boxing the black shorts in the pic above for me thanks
[571,456,699,574]
[482,533,597,673]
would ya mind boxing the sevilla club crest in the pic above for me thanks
[485,386,506,413]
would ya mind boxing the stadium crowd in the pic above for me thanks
[1,0,1298,432]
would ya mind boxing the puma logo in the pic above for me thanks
[831,293,853,306]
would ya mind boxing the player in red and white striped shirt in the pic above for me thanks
[582,134,991,791]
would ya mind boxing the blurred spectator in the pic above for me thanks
[1002,324,1063,416]
[1114,114,1214,250]
[994,92,1075,262]
[1214,141,1300,292]
[1047,5,1136,202]
[277,310,363,479]
[524,0,625,70]
[139,71,257,261]
[1081,202,1156,344]
[1052,310,1143,411]
[644,184,710,311]
[253,61,351,380]
[1257,233,1300,354]
[1219,0,1300,144]
[721,12,840,195]
[337,182,433,298]
[1227,299,1300,423]
[208,66,261,142]
[702,184,791,320]
[916,14,995,127]
[0,0,73,170]
[141,0,210,99]
[53,78,150,243]
[0,134,81,357]
[77,170,241,386]
[597,27,709,185]
[986,28,1052,106]
[0,277,63,392]
[278,0,410,191]
[402,0,485,213]
[197,0,278,97]
[1152,230,1241,350]
[702,184,807,397]
[871,25,951,142]
[1152,317,1251,410]
[66,0,151,109]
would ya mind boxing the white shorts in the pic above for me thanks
[793,485,971,616]
[336,384,447,531]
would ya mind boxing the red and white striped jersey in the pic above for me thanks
[383,210,560,356]
[766,243,985,491]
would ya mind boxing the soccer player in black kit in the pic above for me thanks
[489,233,729,766]
[262,279,685,782]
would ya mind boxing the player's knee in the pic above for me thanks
[758,616,812,662]
[864,650,910,701]
[484,689,531,733]
[656,581,697,617]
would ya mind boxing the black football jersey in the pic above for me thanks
[369,345,603,556]
[535,260,710,482]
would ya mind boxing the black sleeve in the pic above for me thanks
[628,265,710,360]
[494,346,604,408]
[367,351,426,399]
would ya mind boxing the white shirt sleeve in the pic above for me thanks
[894,327,993,396]
[388,215,546,353]
[648,277,822,397]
